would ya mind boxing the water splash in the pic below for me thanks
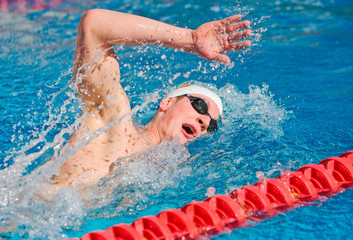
[0,48,192,239]
[219,83,291,139]
[0,6,277,239]
[177,81,293,196]
[82,139,192,218]
[0,76,290,238]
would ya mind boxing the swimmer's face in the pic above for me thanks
[159,94,220,144]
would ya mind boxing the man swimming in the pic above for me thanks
[52,9,251,187]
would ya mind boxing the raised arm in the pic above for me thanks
[75,9,251,64]
[73,9,251,125]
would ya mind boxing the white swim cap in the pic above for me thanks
[165,85,223,114]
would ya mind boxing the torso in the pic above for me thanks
[52,47,151,187]
[52,113,149,187]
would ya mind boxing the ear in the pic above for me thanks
[159,98,173,112]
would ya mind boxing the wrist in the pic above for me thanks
[187,29,197,54]
[164,27,195,54]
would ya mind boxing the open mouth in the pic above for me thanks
[182,124,196,138]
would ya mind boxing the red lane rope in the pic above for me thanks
[68,150,353,240]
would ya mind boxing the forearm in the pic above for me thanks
[80,9,195,53]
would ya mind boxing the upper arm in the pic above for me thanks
[73,10,131,123]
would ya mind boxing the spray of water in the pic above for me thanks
[0,12,290,239]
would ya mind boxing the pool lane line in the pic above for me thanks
[67,150,353,240]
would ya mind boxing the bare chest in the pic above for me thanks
[54,123,148,187]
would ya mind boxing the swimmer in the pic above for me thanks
[51,9,252,187]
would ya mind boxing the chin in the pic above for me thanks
[176,136,187,144]
[174,133,188,145]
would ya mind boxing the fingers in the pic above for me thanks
[197,15,252,64]
[214,53,231,64]
[203,40,250,64]
[228,29,252,41]
[227,40,251,51]
[226,20,251,33]
[220,14,242,25]
[208,41,249,64]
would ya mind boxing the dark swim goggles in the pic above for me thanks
[184,94,218,132]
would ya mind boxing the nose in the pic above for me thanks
[197,115,209,132]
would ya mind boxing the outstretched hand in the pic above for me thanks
[192,15,251,64]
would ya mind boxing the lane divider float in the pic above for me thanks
[68,150,353,240]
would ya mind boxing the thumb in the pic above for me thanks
[214,54,231,64]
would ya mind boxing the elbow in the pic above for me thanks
[82,8,103,21]
[79,9,102,34]
[79,9,112,40]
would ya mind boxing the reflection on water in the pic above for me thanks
[0,0,74,12]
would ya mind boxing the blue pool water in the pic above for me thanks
[1,0,352,239]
